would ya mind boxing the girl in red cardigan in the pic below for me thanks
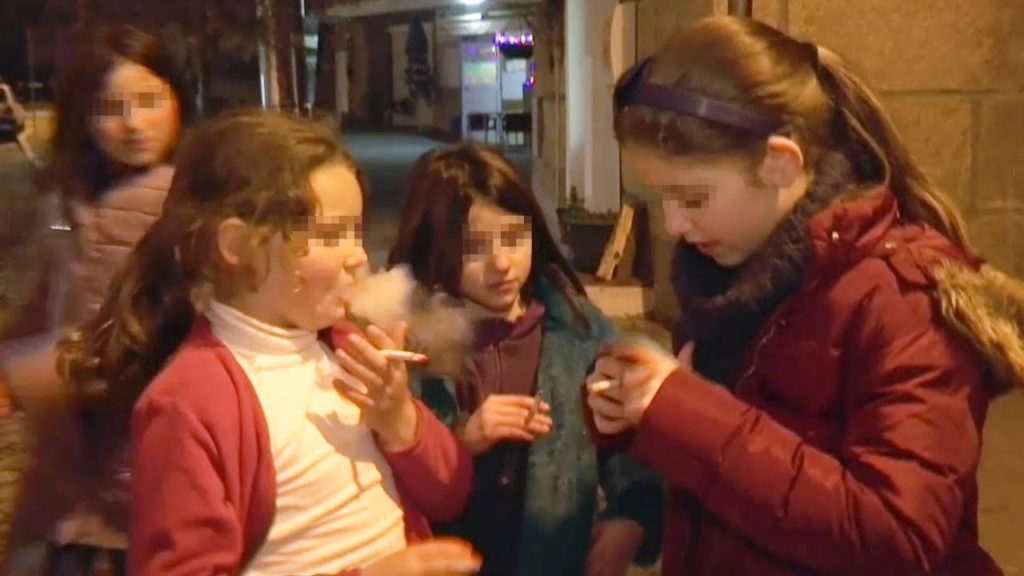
[585,15,1019,576]
[58,110,480,576]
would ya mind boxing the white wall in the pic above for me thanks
[565,0,623,214]
[565,0,587,205]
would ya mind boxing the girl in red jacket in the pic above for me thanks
[585,15,1021,576]
[57,110,480,576]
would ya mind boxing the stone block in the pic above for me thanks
[883,95,973,210]
[789,0,1021,92]
[637,0,714,59]
[975,96,1024,210]
[968,211,1024,278]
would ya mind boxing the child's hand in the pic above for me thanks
[459,394,553,456]
[362,537,482,576]
[586,519,645,576]
[333,321,419,451]
[585,341,689,435]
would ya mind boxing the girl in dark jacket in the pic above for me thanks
[389,144,664,576]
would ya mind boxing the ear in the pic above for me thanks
[758,135,805,189]
[216,217,248,267]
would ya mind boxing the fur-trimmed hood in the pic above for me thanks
[936,262,1024,394]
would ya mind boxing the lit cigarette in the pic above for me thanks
[380,350,430,364]
[587,379,618,394]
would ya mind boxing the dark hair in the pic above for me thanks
[387,143,587,318]
[47,23,194,224]
[614,16,972,253]
[58,110,358,466]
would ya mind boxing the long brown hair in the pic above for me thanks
[614,16,972,253]
[58,110,359,466]
[387,143,588,320]
[47,23,194,224]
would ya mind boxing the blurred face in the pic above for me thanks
[229,162,368,331]
[459,199,533,320]
[623,146,805,267]
[91,61,180,169]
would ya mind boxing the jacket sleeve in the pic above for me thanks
[597,449,665,565]
[130,396,245,576]
[617,291,985,575]
[381,399,473,522]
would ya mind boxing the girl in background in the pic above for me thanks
[389,144,663,576]
[0,23,189,576]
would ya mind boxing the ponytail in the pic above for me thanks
[813,48,974,254]
[58,216,196,465]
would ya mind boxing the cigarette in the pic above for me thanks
[587,379,618,394]
[525,392,542,425]
[380,350,430,364]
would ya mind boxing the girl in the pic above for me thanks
[0,23,189,576]
[388,144,664,576]
[585,15,1021,576]
[58,110,480,576]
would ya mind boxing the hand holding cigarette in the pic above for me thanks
[332,322,420,451]
[584,337,690,435]
[459,394,553,456]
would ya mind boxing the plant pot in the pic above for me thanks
[558,213,616,273]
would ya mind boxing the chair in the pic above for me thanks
[501,112,532,148]
[467,112,498,143]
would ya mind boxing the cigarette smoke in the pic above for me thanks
[339,265,473,380]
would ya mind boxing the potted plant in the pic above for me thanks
[556,188,618,274]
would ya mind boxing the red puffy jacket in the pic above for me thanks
[588,190,1007,575]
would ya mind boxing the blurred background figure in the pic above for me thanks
[0,75,40,167]
[0,23,190,576]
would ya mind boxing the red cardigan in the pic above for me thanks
[129,319,473,576]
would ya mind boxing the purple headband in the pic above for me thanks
[614,57,785,138]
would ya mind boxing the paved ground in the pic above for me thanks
[0,132,1021,573]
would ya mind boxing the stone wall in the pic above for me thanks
[778,0,1024,278]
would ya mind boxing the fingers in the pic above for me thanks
[619,363,653,389]
[487,412,553,437]
[414,537,482,574]
[486,399,551,421]
[332,376,373,409]
[592,412,632,435]
[485,394,551,414]
[588,391,632,434]
[488,425,538,443]
[592,356,626,381]
[339,330,388,374]
[587,390,625,420]
[334,347,385,391]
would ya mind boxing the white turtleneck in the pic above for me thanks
[205,300,407,575]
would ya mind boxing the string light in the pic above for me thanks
[493,30,534,47]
